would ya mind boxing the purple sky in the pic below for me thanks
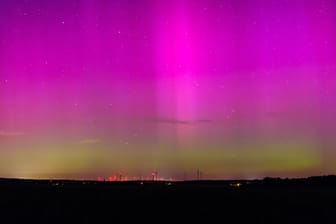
[0,0,336,180]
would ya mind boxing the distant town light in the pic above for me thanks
[230,182,242,187]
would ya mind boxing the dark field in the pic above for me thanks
[1,177,336,223]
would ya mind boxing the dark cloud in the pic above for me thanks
[145,118,212,125]
[265,112,282,118]
[0,131,25,136]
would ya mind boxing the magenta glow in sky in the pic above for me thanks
[0,0,336,180]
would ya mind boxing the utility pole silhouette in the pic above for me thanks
[196,169,203,181]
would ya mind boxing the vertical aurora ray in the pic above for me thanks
[154,1,198,141]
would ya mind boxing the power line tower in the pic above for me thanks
[151,169,158,181]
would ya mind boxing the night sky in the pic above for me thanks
[0,0,336,180]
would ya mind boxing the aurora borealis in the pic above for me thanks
[0,0,336,180]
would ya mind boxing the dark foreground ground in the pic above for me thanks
[1,176,336,223]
